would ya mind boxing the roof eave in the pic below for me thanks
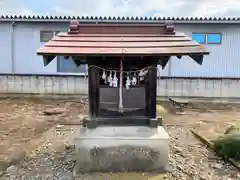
[38,52,210,56]
[1,18,240,24]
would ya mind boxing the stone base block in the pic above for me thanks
[73,126,170,173]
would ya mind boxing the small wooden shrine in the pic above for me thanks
[37,20,209,128]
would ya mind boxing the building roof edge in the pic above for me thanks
[1,15,240,23]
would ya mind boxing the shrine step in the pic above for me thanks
[73,126,170,173]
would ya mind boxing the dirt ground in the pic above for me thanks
[0,97,239,179]
[0,98,87,166]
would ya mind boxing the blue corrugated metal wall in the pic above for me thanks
[0,22,240,77]
[0,22,12,73]
[170,24,240,77]
[57,56,87,73]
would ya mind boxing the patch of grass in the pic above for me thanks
[0,160,9,171]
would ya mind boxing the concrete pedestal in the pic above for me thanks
[73,126,170,173]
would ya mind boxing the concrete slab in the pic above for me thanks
[73,126,170,173]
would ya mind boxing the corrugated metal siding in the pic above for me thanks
[158,63,170,77]
[1,21,240,77]
[171,24,240,77]
[0,23,12,73]
[57,56,87,73]
[13,22,69,74]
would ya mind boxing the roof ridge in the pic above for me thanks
[1,15,240,21]
[67,20,176,35]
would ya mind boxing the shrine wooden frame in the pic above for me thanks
[83,56,160,128]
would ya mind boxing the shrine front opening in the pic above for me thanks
[37,20,209,173]
[98,57,149,118]
[87,56,159,127]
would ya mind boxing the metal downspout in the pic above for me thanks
[165,58,172,96]
[10,21,15,73]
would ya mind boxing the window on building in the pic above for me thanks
[57,56,88,75]
[206,33,222,44]
[55,31,60,35]
[40,31,54,42]
[40,31,60,42]
[40,30,87,75]
[191,33,206,44]
[192,33,222,45]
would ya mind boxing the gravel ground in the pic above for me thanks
[1,123,239,180]
[0,99,240,180]
[167,126,238,180]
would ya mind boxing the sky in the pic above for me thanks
[1,0,240,17]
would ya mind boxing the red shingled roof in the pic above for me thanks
[37,20,209,66]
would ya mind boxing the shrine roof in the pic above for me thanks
[37,20,209,66]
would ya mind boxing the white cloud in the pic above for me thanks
[192,0,240,17]
[0,0,30,15]
[53,0,190,17]
[52,0,240,17]
[1,0,240,17]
